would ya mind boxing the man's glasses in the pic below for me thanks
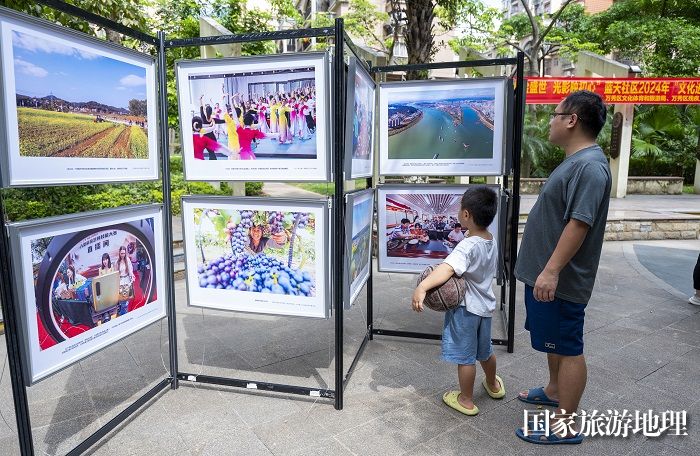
[551,112,576,118]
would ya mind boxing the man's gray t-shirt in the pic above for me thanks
[515,145,612,304]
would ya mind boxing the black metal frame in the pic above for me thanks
[0,2,173,456]
[367,54,526,353]
[160,20,355,411]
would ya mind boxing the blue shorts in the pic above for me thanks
[524,284,586,356]
[441,307,493,365]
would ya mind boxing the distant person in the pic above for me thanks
[514,90,611,444]
[98,253,113,276]
[247,224,288,254]
[116,246,135,316]
[411,223,430,243]
[191,116,238,161]
[54,265,86,299]
[448,223,465,244]
[412,186,504,416]
[690,254,700,305]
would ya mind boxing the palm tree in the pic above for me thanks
[631,105,685,162]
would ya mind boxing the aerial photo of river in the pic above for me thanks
[387,89,496,160]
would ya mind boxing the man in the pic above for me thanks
[514,90,611,444]
[390,218,412,240]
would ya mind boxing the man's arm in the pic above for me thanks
[534,218,589,302]
[412,263,455,312]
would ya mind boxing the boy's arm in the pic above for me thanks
[412,263,455,312]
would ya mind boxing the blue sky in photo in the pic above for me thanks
[352,197,372,236]
[12,30,147,108]
[390,87,494,104]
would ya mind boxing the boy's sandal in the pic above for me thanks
[517,386,559,407]
[482,374,506,399]
[442,391,479,416]
[515,427,584,445]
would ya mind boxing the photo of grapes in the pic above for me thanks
[192,208,317,296]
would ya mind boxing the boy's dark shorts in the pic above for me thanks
[524,284,586,356]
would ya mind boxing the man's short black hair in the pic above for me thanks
[561,90,607,138]
[460,186,497,229]
[400,218,410,224]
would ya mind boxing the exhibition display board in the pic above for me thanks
[7,205,167,384]
[176,52,331,182]
[344,189,374,309]
[0,2,524,454]
[377,184,501,274]
[378,78,508,176]
[0,7,159,188]
[344,57,376,179]
[181,196,330,318]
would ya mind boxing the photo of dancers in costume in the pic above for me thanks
[187,67,318,161]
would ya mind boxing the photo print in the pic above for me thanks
[377,185,500,274]
[176,53,330,181]
[0,8,159,186]
[182,196,329,318]
[344,57,376,179]
[344,189,374,308]
[8,205,166,384]
[378,78,507,176]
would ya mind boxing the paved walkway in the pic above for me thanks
[1,237,699,455]
[522,194,700,221]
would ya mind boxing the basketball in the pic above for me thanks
[416,265,467,312]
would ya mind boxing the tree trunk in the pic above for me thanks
[404,0,436,80]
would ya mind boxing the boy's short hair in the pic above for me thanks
[400,218,410,224]
[453,223,461,228]
[560,90,607,139]
[460,186,497,229]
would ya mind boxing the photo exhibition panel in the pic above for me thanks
[176,52,331,182]
[182,196,330,318]
[378,78,508,176]
[7,204,167,384]
[377,185,501,274]
[0,7,159,187]
[344,188,374,308]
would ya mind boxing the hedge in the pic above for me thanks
[1,156,264,222]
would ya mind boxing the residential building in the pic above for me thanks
[502,0,613,18]
[500,0,613,76]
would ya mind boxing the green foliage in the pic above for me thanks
[520,103,698,183]
[0,0,150,47]
[587,0,700,76]
[311,0,391,55]
[629,105,699,181]
[0,156,261,222]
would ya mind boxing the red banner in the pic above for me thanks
[525,77,700,104]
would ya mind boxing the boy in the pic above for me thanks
[412,186,505,416]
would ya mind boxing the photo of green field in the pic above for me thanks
[17,108,149,158]
[12,28,151,160]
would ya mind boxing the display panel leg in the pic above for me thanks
[157,31,180,387]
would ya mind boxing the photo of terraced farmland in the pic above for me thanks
[11,29,150,159]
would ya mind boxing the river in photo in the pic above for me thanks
[388,105,494,160]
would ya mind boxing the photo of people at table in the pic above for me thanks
[382,189,498,263]
[33,222,156,350]
[186,66,318,161]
